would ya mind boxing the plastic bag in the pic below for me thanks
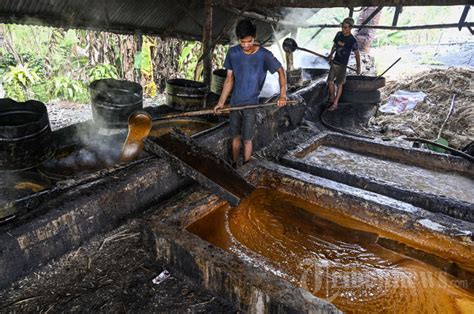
[379,90,427,114]
[152,270,170,285]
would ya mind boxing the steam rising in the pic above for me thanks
[40,130,125,179]
[260,8,327,98]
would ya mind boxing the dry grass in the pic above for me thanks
[371,68,474,149]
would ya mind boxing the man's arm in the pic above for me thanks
[328,44,336,60]
[277,67,287,107]
[214,69,234,113]
[354,50,361,75]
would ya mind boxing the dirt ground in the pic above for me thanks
[0,218,235,313]
[46,95,166,130]
[371,42,474,80]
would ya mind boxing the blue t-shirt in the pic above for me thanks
[224,45,282,106]
[333,32,359,66]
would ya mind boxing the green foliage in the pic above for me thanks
[420,54,444,66]
[3,64,40,101]
[0,52,43,76]
[178,41,201,80]
[86,64,119,82]
[140,37,153,76]
[49,76,87,102]
[177,42,228,80]
[212,44,228,70]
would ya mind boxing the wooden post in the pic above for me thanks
[135,31,143,83]
[392,6,402,26]
[458,5,470,31]
[348,7,354,18]
[285,51,294,71]
[202,0,213,87]
[358,6,383,29]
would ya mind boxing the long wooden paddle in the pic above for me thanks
[282,38,359,72]
[154,100,300,120]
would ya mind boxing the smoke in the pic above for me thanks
[42,135,123,179]
[260,8,328,97]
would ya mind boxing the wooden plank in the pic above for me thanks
[144,132,255,206]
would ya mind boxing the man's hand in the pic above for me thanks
[277,96,287,107]
[213,102,225,114]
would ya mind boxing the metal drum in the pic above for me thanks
[166,79,208,111]
[0,99,53,171]
[89,79,143,128]
[210,69,227,95]
[344,75,385,92]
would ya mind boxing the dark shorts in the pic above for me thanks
[327,64,347,85]
[229,109,256,141]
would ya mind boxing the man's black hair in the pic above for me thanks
[236,19,257,39]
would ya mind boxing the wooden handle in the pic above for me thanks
[154,100,300,120]
[297,47,358,72]
[373,57,401,81]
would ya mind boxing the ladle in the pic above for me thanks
[120,111,152,163]
[119,101,299,162]
[282,38,358,72]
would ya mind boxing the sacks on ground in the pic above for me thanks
[379,90,427,114]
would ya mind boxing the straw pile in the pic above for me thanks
[370,68,473,150]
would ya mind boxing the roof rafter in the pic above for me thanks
[212,0,472,8]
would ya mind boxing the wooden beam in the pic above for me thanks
[392,6,403,26]
[348,7,354,18]
[301,22,474,30]
[197,0,255,65]
[458,5,470,31]
[212,0,472,8]
[176,0,204,30]
[358,6,383,28]
[467,24,474,35]
[202,0,214,87]
[135,31,142,83]
[224,7,280,24]
[303,26,326,47]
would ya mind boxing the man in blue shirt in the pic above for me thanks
[214,19,287,168]
[327,17,361,111]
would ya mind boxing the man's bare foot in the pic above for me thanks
[327,102,338,111]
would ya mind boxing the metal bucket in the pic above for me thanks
[210,69,227,95]
[89,79,143,128]
[166,79,208,111]
[0,99,53,171]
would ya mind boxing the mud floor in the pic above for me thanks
[0,219,234,312]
